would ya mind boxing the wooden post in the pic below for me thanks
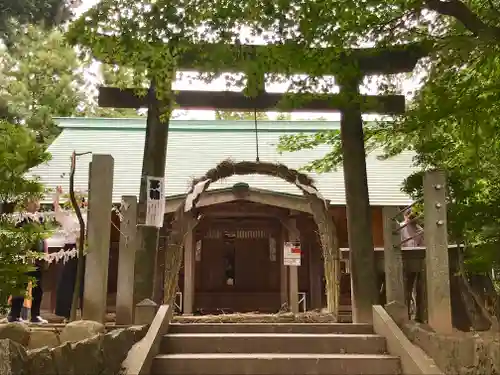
[382,206,406,306]
[424,170,452,333]
[382,206,408,324]
[115,196,138,325]
[133,80,171,305]
[287,218,300,314]
[416,267,428,323]
[83,154,114,323]
[153,233,167,304]
[280,225,288,309]
[183,228,195,315]
[308,243,323,310]
[338,74,378,323]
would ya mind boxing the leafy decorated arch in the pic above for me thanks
[163,159,341,319]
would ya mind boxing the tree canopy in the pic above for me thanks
[0,120,51,313]
[66,0,500,277]
[0,25,88,143]
[0,0,79,44]
[274,0,500,274]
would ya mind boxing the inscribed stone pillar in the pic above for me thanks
[287,218,300,314]
[423,170,453,333]
[338,75,378,323]
[382,206,406,307]
[83,154,114,323]
[183,228,195,315]
[134,298,158,325]
[115,196,138,325]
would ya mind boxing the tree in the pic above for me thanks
[0,0,79,45]
[0,120,51,314]
[0,25,88,144]
[271,0,500,326]
[272,0,500,270]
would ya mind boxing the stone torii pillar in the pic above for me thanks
[133,81,171,306]
[338,74,378,324]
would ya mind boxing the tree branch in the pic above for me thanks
[69,150,90,321]
[425,0,500,41]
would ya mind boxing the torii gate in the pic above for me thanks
[98,42,425,323]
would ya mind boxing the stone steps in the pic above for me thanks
[168,322,372,334]
[152,322,401,375]
[152,353,401,375]
[162,332,387,354]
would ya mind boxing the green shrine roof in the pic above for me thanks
[28,117,417,206]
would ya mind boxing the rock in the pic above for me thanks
[0,339,29,375]
[0,323,30,347]
[487,339,500,373]
[59,320,105,343]
[51,342,75,375]
[28,330,60,349]
[26,347,57,375]
[68,334,104,375]
[128,325,148,342]
[101,329,136,375]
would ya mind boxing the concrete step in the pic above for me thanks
[151,353,401,375]
[161,333,387,354]
[168,322,372,334]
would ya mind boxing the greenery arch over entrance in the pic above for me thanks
[163,160,341,319]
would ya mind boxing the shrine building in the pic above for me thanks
[29,117,417,316]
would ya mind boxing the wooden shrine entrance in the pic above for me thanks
[168,191,345,315]
[189,219,283,313]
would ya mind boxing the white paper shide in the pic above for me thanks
[146,176,165,227]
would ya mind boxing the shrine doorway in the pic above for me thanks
[193,219,283,313]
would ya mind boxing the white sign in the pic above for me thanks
[284,241,301,266]
[145,176,165,228]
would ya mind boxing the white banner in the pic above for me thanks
[145,176,165,228]
[284,241,301,266]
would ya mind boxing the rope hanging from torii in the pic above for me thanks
[163,159,342,319]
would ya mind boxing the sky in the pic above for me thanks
[76,0,422,121]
